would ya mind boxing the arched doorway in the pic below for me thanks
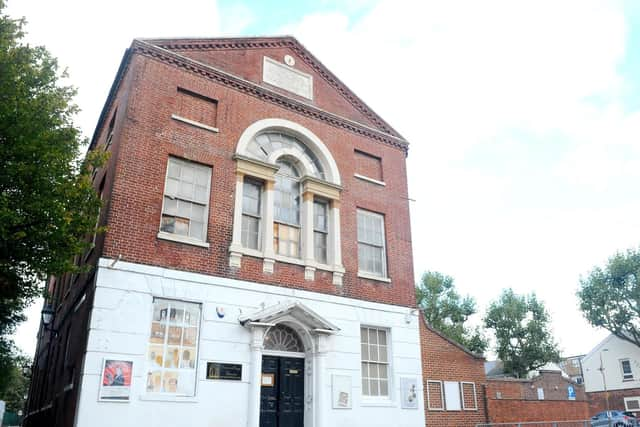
[260,324,306,427]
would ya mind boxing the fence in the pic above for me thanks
[476,422,593,427]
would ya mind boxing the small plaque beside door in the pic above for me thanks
[206,362,242,381]
[262,373,275,387]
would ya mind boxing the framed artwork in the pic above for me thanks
[99,359,133,402]
[332,375,352,409]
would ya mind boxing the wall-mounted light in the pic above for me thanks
[41,303,58,336]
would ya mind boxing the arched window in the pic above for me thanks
[264,324,304,353]
[274,159,301,258]
[230,120,344,285]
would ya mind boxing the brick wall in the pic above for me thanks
[486,400,590,423]
[588,388,640,415]
[486,372,589,423]
[419,317,488,427]
[101,48,417,308]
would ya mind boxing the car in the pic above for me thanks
[591,410,639,427]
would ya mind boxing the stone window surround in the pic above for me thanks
[229,155,344,285]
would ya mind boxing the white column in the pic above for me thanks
[262,180,275,273]
[247,325,267,427]
[330,200,344,285]
[303,192,315,280]
[229,173,244,268]
[314,334,329,427]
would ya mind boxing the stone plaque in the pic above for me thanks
[206,362,242,381]
[263,56,313,100]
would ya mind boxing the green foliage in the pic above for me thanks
[416,271,488,355]
[484,289,560,378]
[0,0,105,377]
[0,342,30,413]
[577,247,640,346]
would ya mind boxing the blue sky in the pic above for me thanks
[7,0,640,357]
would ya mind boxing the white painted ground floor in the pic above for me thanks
[74,258,425,427]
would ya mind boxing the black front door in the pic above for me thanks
[260,356,304,427]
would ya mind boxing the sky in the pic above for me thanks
[6,0,640,359]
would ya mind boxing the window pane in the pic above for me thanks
[164,197,178,216]
[195,185,208,203]
[181,165,194,183]
[165,178,179,197]
[160,216,176,233]
[362,376,370,395]
[370,379,379,396]
[167,161,180,178]
[189,221,204,240]
[361,328,369,344]
[380,380,389,396]
[314,201,327,231]
[379,346,388,363]
[191,204,205,221]
[361,343,369,360]
[369,329,378,345]
[314,232,327,264]
[178,181,194,199]
[242,215,260,249]
[174,218,189,236]
[378,330,387,345]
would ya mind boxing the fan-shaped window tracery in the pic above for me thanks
[264,324,304,352]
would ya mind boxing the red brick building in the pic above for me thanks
[420,316,489,426]
[25,37,425,427]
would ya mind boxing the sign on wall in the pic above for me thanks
[567,385,576,400]
[400,377,419,409]
[332,375,352,409]
[99,359,133,402]
[206,362,243,381]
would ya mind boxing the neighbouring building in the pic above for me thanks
[559,355,585,385]
[24,37,425,427]
[583,334,640,415]
[420,317,488,427]
[485,370,589,423]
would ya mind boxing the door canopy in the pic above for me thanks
[239,301,339,335]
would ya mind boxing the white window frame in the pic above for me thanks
[360,326,391,400]
[621,358,634,381]
[313,199,329,264]
[241,178,263,250]
[426,380,445,411]
[357,209,388,280]
[144,298,202,399]
[158,157,211,248]
[461,381,478,411]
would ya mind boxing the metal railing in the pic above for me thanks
[476,422,593,427]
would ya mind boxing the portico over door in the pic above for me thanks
[240,301,340,427]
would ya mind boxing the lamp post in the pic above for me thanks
[599,348,610,412]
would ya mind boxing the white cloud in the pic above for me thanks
[281,0,635,355]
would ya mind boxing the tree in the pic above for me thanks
[484,289,560,378]
[0,347,30,413]
[577,247,640,347]
[0,0,105,376]
[416,271,488,354]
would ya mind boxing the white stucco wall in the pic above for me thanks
[583,334,640,393]
[74,258,425,427]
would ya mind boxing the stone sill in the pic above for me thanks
[157,232,210,248]
[171,114,219,133]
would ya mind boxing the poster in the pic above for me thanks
[401,377,419,409]
[99,359,133,401]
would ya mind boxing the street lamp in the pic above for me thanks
[40,303,58,336]
[599,348,610,411]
